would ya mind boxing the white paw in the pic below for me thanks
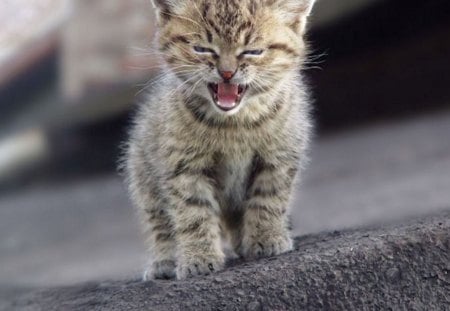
[239,232,293,259]
[176,252,224,280]
[143,260,176,280]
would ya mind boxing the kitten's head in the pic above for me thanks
[152,0,316,115]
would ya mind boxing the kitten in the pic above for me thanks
[125,0,315,280]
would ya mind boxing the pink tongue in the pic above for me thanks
[217,83,239,108]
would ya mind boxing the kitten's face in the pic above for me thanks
[153,0,315,115]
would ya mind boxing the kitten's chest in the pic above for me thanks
[216,151,253,209]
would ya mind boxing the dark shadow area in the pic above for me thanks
[0,52,58,134]
[307,0,450,129]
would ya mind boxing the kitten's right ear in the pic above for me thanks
[151,0,176,24]
[267,0,316,34]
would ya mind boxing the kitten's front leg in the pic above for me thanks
[239,154,298,259]
[167,164,224,279]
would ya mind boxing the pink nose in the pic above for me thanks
[220,71,234,81]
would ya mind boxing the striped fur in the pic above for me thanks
[125,0,316,280]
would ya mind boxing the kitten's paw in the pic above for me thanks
[176,252,225,280]
[144,259,176,280]
[239,232,293,259]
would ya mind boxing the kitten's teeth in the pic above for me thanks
[217,101,237,109]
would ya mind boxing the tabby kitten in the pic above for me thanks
[125,0,315,280]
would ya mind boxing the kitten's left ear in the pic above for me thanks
[272,0,316,34]
[151,0,180,24]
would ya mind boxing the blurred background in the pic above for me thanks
[1,0,450,290]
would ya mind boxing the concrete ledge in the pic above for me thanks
[4,212,449,311]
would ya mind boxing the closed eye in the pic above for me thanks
[241,49,265,56]
[193,46,217,55]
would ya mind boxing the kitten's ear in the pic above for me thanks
[270,0,316,34]
[151,0,178,24]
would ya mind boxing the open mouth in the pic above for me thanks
[207,83,248,112]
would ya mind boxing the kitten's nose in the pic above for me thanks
[219,70,235,81]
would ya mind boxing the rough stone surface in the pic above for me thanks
[2,213,449,311]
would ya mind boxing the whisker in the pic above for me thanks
[166,71,204,99]
[185,76,205,98]
[135,68,199,93]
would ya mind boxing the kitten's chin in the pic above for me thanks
[210,101,245,116]
[207,83,248,114]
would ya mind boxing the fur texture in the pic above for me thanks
[125,0,315,280]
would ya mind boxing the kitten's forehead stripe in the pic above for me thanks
[244,31,252,46]
[206,18,221,37]
[201,0,257,44]
[206,29,213,43]
[172,35,190,44]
